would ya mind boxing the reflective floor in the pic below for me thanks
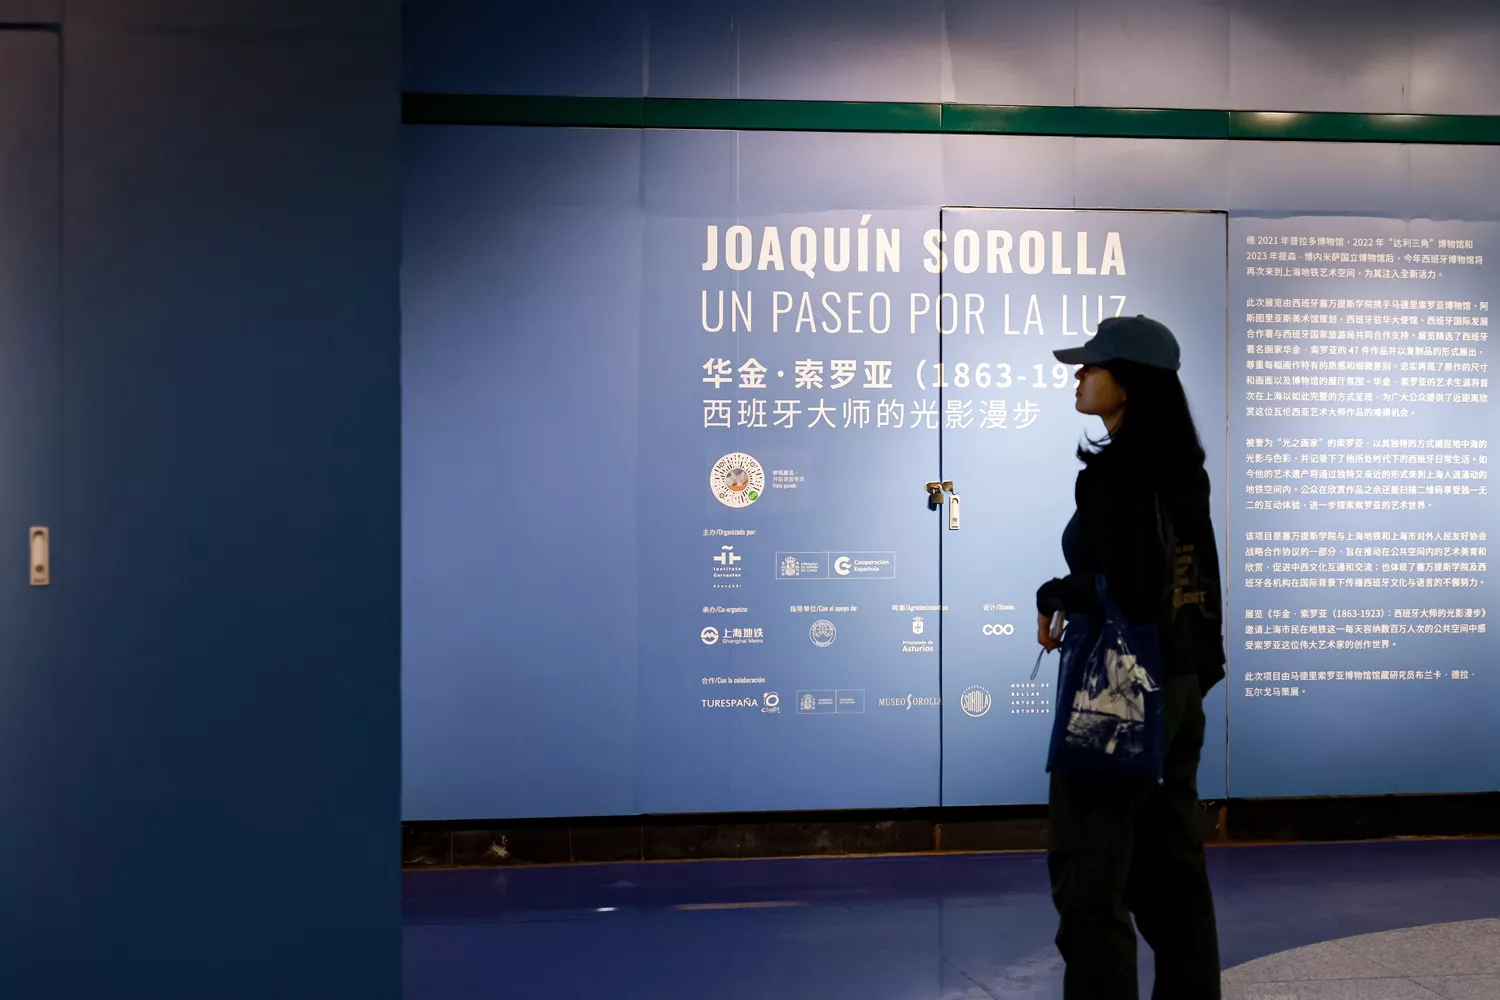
[403,839,1500,999]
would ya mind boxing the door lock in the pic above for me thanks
[925,481,957,505]
[925,482,960,528]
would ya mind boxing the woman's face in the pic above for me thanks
[1075,364,1127,422]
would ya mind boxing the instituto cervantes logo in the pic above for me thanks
[710,452,765,508]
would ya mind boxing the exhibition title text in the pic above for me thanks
[701,219,1127,279]
[699,220,1129,336]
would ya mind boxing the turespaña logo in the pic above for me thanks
[912,616,925,635]
[960,685,992,718]
[833,556,852,577]
[763,691,781,714]
[710,452,765,508]
[700,626,720,645]
[809,620,837,648]
[701,696,760,709]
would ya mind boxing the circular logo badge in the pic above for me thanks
[700,626,720,645]
[809,620,837,648]
[960,685,992,718]
[710,452,765,508]
[833,556,852,577]
[763,692,780,709]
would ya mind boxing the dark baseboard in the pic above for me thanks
[402,793,1500,869]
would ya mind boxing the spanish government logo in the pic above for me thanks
[710,452,765,508]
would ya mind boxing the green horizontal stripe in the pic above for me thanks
[1228,110,1500,144]
[646,97,943,132]
[944,104,1227,139]
[404,94,1500,145]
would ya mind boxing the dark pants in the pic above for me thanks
[1047,674,1221,1000]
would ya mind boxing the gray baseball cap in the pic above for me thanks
[1053,314,1181,371]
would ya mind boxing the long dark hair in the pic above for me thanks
[1078,360,1206,478]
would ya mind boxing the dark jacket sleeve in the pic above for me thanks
[1036,461,1166,627]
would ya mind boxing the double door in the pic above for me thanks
[638,207,1228,812]
[935,208,1228,805]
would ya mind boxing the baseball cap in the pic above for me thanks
[1053,314,1180,371]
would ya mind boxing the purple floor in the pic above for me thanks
[403,839,1500,999]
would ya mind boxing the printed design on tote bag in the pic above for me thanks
[1062,631,1161,761]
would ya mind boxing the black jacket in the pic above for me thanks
[1036,446,1226,692]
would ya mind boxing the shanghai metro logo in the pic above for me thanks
[710,452,765,508]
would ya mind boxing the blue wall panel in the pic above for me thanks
[0,26,61,976]
[941,134,1076,209]
[1229,0,1412,114]
[935,208,1229,806]
[1228,142,1410,217]
[1077,0,1231,111]
[402,126,643,820]
[407,0,1500,113]
[1074,139,1231,211]
[737,131,945,213]
[405,0,646,96]
[646,0,735,98]
[1409,0,1500,115]
[0,3,404,995]
[403,1,1500,820]
[735,0,945,103]
[1411,146,1500,222]
[1227,215,1500,796]
[944,0,1076,107]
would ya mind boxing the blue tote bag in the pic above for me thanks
[1045,574,1167,779]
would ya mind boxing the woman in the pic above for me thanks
[1037,314,1225,1000]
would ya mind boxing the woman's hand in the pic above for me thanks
[1037,612,1062,653]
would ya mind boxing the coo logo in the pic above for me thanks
[960,685,992,718]
[833,556,852,577]
[981,624,1016,636]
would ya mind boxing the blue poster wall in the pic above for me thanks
[402,128,1251,819]
[1228,217,1500,797]
[398,0,1500,825]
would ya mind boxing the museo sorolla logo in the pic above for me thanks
[878,693,941,710]
[960,686,993,718]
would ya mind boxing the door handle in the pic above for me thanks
[925,481,960,527]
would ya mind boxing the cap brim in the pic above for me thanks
[1052,346,1107,366]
